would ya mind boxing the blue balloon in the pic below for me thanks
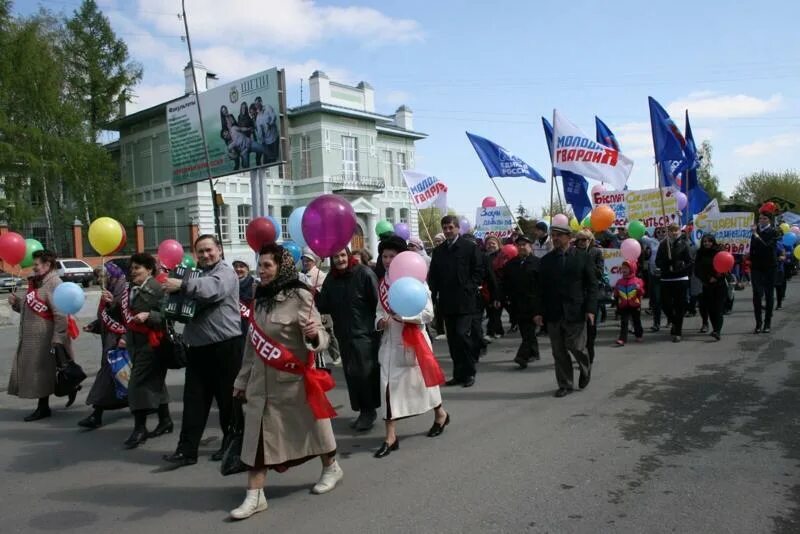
[783,232,798,247]
[387,277,428,317]
[52,282,85,315]
[283,241,302,263]
[288,207,307,248]
[268,216,282,241]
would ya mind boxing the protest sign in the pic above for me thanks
[474,206,514,239]
[694,212,753,255]
[592,187,679,228]
[601,248,625,287]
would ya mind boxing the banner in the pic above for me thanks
[601,248,625,287]
[552,110,633,191]
[401,169,448,212]
[592,187,679,228]
[693,212,753,255]
[167,68,282,185]
[474,206,514,239]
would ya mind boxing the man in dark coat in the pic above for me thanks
[655,223,694,342]
[533,223,597,398]
[317,248,380,431]
[749,211,780,333]
[502,234,540,369]
[428,215,485,387]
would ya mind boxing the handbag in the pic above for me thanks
[220,399,248,476]
[106,348,132,399]
[156,321,187,369]
[53,344,87,397]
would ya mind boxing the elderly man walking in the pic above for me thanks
[533,222,598,398]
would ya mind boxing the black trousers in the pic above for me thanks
[515,314,540,363]
[433,302,445,335]
[618,309,643,342]
[661,280,688,335]
[177,336,243,458]
[751,268,776,327]
[700,282,726,334]
[470,304,485,361]
[586,316,597,364]
[486,305,504,337]
[649,276,662,327]
[547,320,590,390]
[444,314,476,381]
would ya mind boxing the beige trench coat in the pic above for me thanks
[234,288,335,468]
[8,271,74,399]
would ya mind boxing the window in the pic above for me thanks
[219,204,230,241]
[396,152,407,173]
[237,204,252,241]
[386,207,395,224]
[281,205,294,240]
[400,208,409,224]
[301,135,312,179]
[382,150,393,186]
[342,136,359,179]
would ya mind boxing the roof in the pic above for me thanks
[289,102,427,138]
[104,97,183,131]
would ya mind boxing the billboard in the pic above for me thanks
[167,68,282,184]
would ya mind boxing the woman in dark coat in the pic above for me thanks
[694,234,725,340]
[78,262,129,429]
[123,253,171,449]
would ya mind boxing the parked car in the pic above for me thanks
[56,259,95,287]
[0,270,26,293]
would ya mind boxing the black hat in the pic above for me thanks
[515,234,534,244]
[378,235,408,255]
[535,221,548,232]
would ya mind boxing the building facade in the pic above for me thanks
[107,66,426,267]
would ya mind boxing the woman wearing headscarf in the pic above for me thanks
[231,244,341,520]
[694,234,726,340]
[374,236,448,458]
[78,262,129,429]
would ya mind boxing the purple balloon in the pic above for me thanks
[394,222,411,241]
[301,194,357,258]
[676,191,688,211]
[459,217,471,235]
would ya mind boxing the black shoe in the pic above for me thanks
[78,412,103,430]
[649,325,660,333]
[374,439,399,458]
[513,356,528,369]
[354,410,376,432]
[672,335,682,343]
[578,368,591,389]
[123,427,148,449]
[147,419,174,438]
[762,326,771,333]
[753,326,762,334]
[23,407,52,422]
[210,447,225,462]
[699,325,708,333]
[444,378,462,386]
[462,376,475,388]
[711,331,721,341]
[163,451,198,467]
[427,413,450,437]
[65,386,82,408]
[554,388,572,398]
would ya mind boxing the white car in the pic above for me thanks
[0,270,26,293]
[56,259,95,287]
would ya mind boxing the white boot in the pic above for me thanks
[311,460,343,494]
[229,488,268,520]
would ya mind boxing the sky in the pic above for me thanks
[16,0,800,217]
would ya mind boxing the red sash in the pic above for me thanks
[121,288,164,348]
[246,306,336,420]
[25,284,79,339]
[378,278,444,387]
[98,299,127,335]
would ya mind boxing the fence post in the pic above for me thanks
[189,217,200,248]
[136,218,145,253]
[0,221,8,271]
[72,219,83,259]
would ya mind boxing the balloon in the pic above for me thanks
[387,250,428,284]
[542,216,551,225]
[288,207,308,248]
[387,276,428,317]
[501,244,518,259]
[268,216,283,241]
[569,217,581,232]
[590,205,615,232]
[581,214,592,228]
[590,184,606,196]
[52,282,85,315]
[459,217,471,235]
[20,238,44,268]
[552,214,569,227]
[302,194,357,258]
[783,232,798,248]
[779,222,790,233]
[375,219,394,236]
[246,217,277,252]
[482,197,497,208]
[620,238,642,261]
[676,191,688,211]
[88,217,124,256]
[394,223,411,241]
[795,245,800,261]
[179,253,196,269]
[792,226,800,236]
[111,225,128,255]
[628,220,646,240]
[713,251,735,273]
[157,239,185,270]
[0,232,27,265]
[283,241,302,263]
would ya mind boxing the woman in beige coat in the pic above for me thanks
[231,244,342,520]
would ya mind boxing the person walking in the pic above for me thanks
[613,260,645,346]
[573,229,605,363]
[233,260,256,338]
[501,234,540,369]
[162,235,243,467]
[317,248,381,431]
[694,234,726,340]
[644,227,666,332]
[533,223,597,398]
[749,210,779,333]
[531,221,553,259]
[428,215,485,388]
[484,236,506,338]
[656,223,693,342]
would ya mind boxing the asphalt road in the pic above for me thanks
[1,283,798,533]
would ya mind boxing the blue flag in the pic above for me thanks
[682,111,710,223]
[466,132,546,183]
[542,118,592,219]
[595,117,620,151]
[648,96,687,165]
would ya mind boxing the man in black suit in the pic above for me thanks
[429,215,485,387]
[502,234,540,369]
[749,210,779,333]
[533,223,597,397]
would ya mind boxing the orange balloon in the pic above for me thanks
[590,205,615,232]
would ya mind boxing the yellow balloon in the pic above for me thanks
[795,245,800,261]
[780,223,790,233]
[88,217,123,256]
[569,217,581,231]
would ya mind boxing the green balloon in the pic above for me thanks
[375,219,393,236]
[581,215,592,228]
[20,238,44,268]
[628,220,646,240]
[179,253,196,269]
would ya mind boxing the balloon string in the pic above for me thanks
[101,256,106,291]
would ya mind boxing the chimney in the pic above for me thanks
[184,60,209,95]
[357,81,374,112]
[309,70,330,104]
[118,90,127,118]
[394,105,413,130]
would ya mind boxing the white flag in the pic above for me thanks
[401,170,448,212]
[552,109,633,191]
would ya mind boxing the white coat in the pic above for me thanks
[375,289,441,420]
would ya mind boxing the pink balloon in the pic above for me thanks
[387,250,428,284]
[552,214,569,227]
[157,239,184,270]
[676,191,688,211]
[590,184,606,196]
[0,232,26,265]
[301,194,357,258]
[620,238,642,261]
[482,196,497,208]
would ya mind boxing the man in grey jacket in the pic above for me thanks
[162,235,242,467]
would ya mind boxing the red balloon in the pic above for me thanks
[712,251,735,274]
[246,217,277,252]
[0,232,27,265]
[501,244,518,259]
[157,239,185,270]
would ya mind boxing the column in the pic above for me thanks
[367,212,378,260]
[135,218,145,253]
[72,219,83,259]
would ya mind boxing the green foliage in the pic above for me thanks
[697,141,725,202]
[417,206,456,245]
[731,170,800,210]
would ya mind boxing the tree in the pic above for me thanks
[731,170,800,210]
[696,140,725,202]
[516,202,528,219]
[417,206,455,245]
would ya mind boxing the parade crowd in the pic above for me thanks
[6,208,797,521]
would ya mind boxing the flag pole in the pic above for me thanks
[656,162,672,260]
[489,177,520,229]
[414,205,436,246]
[549,168,555,219]
[554,174,564,214]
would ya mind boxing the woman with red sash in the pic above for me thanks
[230,244,341,521]
[374,236,449,459]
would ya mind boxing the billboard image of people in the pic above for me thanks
[167,68,282,184]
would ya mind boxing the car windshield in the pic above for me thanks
[63,260,90,269]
